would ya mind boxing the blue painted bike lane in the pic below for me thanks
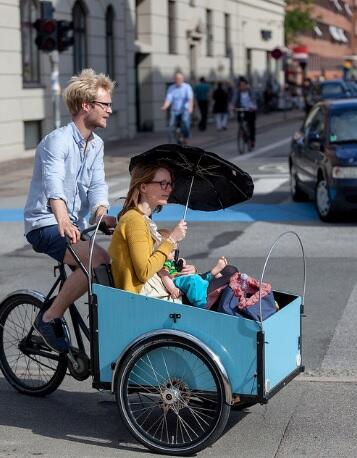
[0,203,318,223]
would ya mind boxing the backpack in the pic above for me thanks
[217,272,278,321]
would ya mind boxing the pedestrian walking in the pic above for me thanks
[194,76,211,131]
[161,71,194,145]
[24,68,116,353]
[212,82,229,131]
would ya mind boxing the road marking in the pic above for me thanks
[253,178,288,195]
[236,137,291,161]
[321,282,357,373]
[259,163,290,174]
[0,203,319,223]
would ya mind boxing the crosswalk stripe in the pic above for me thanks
[253,177,288,194]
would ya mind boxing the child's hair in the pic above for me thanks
[63,68,115,116]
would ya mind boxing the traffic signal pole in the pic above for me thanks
[33,1,74,130]
[49,50,61,129]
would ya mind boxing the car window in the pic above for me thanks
[304,106,319,131]
[321,83,344,97]
[330,109,357,142]
[305,108,325,136]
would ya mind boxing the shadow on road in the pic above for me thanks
[0,377,250,454]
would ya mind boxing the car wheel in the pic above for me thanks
[315,178,337,222]
[290,165,308,202]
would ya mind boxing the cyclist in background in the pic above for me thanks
[161,72,194,145]
[234,77,257,150]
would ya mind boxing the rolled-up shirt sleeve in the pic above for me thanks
[87,143,109,215]
[41,136,68,205]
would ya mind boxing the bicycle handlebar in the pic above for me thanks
[81,221,113,239]
[65,221,113,246]
[234,107,252,112]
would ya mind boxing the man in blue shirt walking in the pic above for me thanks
[161,72,193,144]
[24,68,116,352]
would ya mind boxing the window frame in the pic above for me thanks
[21,0,41,87]
[72,0,88,75]
[168,0,177,55]
[206,9,213,57]
[105,5,115,80]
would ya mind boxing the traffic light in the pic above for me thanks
[57,20,74,52]
[33,19,57,52]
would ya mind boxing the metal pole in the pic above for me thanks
[49,50,61,129]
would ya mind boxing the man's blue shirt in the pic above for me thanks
[24,122,109,235]
[166,82,193,114]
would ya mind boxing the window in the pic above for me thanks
[206,9,213,57]
[73,0,87,74]
[20,0,40,86]
[224,13,231,57]
[106,5,115,80]
[168,0,176,54]
[24,120,42,149]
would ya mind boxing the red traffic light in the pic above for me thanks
[33,19,57,52]
[42,20,56,33]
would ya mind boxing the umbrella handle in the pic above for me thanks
[183,175,195,221]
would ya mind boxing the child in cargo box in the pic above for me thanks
[157,229,229,308]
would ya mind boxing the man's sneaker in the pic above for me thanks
[33,309,69,353]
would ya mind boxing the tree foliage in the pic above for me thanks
[285,0,315,44]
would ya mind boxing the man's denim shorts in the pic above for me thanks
[26,225,67,263]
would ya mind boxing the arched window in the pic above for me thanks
[73,0,87,74]
[20,0,40,85]
[105,5,115,80]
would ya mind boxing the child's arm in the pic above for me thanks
[158,269,182,299]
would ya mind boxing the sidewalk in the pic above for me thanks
[0,109,303,173]
[105,109,303,159]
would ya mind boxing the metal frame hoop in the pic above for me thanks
[258,230,306,328]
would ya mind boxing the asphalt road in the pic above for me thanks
[1,117,357,457]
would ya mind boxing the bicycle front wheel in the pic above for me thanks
[0,294,67,396]
[116,336,230,456]
[237,127,247,155]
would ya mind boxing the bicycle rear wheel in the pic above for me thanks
[0,294,67,396]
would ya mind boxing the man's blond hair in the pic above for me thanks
[63,68,115,116]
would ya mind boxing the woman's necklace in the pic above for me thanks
[143,215,162,247]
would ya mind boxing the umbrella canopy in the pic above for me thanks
[129,144,254,212]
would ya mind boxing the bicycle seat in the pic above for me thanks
[93,264,114,287]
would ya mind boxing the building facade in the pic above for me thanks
[289,0,355,81]
[0,0,285,161]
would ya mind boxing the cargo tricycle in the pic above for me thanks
[0,223,305,455]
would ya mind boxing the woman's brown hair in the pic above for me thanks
[118,162,173,219]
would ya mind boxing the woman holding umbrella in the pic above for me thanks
[108,162,196,296]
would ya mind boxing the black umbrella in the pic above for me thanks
[129,144,254,217]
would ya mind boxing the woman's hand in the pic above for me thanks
[180,263,197,275]
[169,220,187,243]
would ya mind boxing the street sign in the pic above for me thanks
[271,47,283,60]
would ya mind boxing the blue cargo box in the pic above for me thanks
[93,284,302,397]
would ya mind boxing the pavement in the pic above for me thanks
[0,109,303,170]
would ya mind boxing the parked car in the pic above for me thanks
[289,98,357,221]
[307,79,352,106]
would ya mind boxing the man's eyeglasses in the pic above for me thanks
[149,180,174,190]
[92,101,113,110]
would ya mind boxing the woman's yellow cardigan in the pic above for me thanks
[108,208,175,293]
